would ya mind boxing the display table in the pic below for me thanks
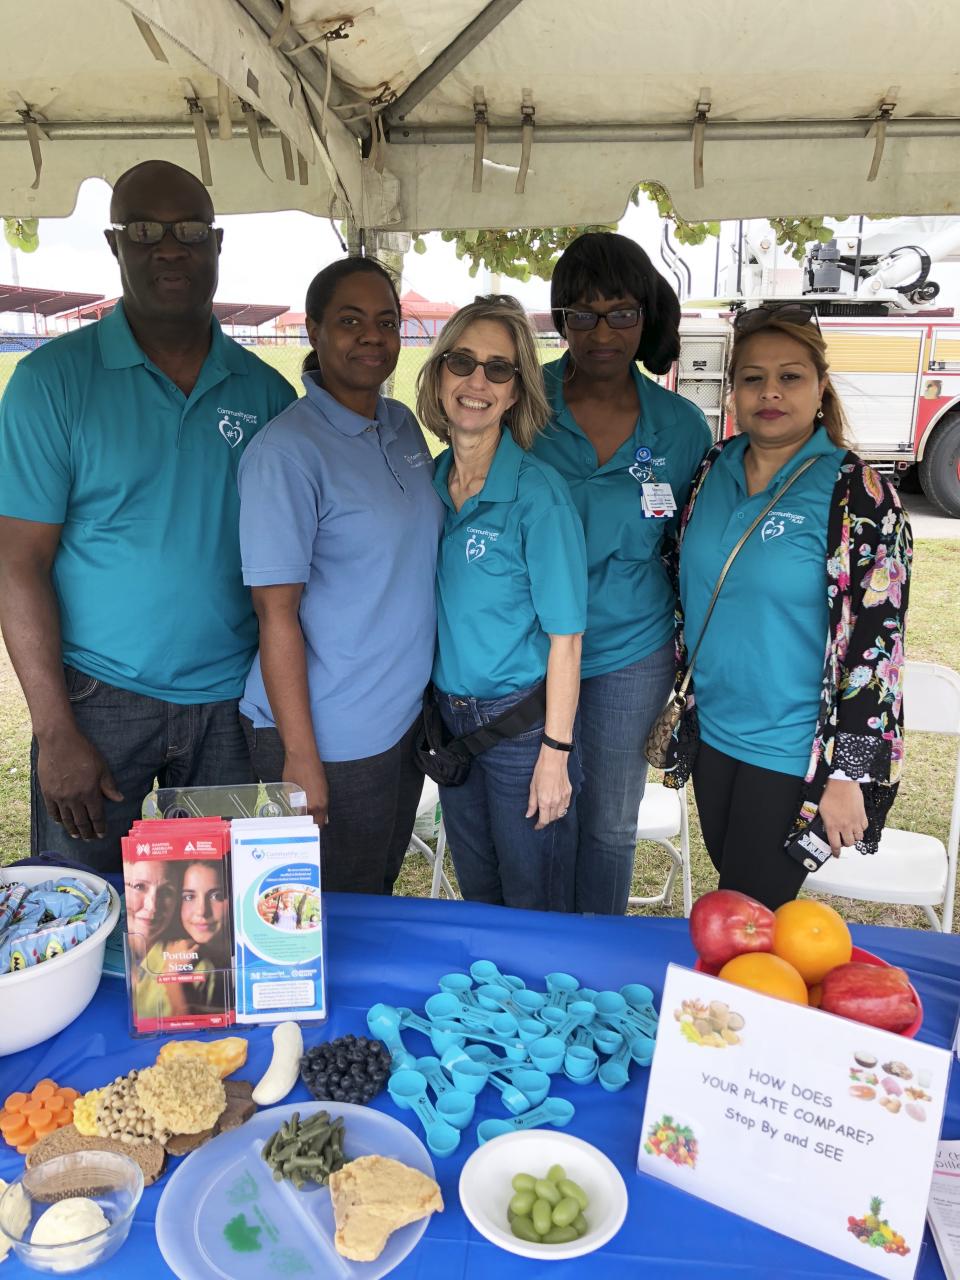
[1,894,957,1279]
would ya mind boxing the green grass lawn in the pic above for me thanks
[1,541,958,930]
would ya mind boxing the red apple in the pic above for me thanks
[819,962,919,1032]
[689,889,775,968]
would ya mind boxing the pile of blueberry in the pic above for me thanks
[300,1035,392,1106]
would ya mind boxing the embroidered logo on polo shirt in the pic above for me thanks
[217,406,258,449]
[404,451,430,468]
[761,510,805,542]
[465,526,499,563]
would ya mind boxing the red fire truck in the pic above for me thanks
[670,223,960,517]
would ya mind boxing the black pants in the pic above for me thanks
[240,717,424,896]
[692,741,810,910]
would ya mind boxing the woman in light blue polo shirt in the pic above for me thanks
[417,297,588,912]
[237,258,443,895]
[675,306,911,908]
[534,233,712,914]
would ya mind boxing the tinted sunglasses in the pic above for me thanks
[733,302,823,338]
[440,350,519,384]
[111,219,216,246]
[557,305,643,332]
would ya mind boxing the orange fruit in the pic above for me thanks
[718,952,809,1005]
[772,899,852,985]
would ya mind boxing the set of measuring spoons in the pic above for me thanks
[367,960,659,1156]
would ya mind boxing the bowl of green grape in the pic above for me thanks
[458,1131,628,1260]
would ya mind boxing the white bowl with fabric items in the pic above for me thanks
[0,866,121,1056]
[458,1130,628,1260]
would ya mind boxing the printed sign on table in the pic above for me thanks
[638,964,952,1279]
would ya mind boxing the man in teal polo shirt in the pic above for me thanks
[0,160,295,870]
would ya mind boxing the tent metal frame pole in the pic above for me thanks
[2,116,960,145]
[234,0,364,132]
[385,0,526,126]
[389,118,960,144]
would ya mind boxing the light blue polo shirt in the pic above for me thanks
[0,306,296,702]
[238,374,443,762]
[679,427,847,776]
[533,356,712,679]
[432,430,587,699]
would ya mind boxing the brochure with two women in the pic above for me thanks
[121,818,233,1034]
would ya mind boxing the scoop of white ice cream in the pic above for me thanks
[30,1198,109,1247]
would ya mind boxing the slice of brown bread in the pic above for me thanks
[26,1125,166,1186]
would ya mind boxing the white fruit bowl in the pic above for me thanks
[458,1129,628,1261]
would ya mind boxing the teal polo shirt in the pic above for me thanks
[432,429,587,699]
[0,306,296,702]
[534,355,712,679]
[679,427,847,776]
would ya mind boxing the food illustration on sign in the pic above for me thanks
[674,997,745,1047]
[846,1196,910,1256]
[643,1116,699,1169]
[845,1053,931,1120]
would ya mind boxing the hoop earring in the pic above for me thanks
[816,406,825,420]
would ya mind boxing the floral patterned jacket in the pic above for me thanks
[666,443,913,854]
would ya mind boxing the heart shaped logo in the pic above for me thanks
[465,536,486,564]
[761,517,785,543]
[219,417,244,448]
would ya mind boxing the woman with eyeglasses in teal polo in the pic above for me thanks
[533,232,712,915]
[417,296,587,912]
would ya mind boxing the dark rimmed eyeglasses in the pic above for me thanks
[557,305,643,332]
[440,350,519,384]
[110,219,217,246]
[733,302,823,339]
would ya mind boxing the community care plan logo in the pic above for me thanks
[465,527,499,563]
[761,509,806,543]
[217,406,259,448]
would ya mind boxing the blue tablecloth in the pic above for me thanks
[1,895,957,1279]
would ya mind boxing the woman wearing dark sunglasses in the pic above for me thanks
[532,232,713,914]
[668,305,912,908]
[416,297,588,911]
[237,258,443,894]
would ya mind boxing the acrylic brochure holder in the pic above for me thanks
[141,781,308,822]
[124,782,325,1038]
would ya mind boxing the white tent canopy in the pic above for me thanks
[3,0,960,230]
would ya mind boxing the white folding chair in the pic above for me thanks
[629,782,693,917]
[407,778,456,899]
[810,661,960,932]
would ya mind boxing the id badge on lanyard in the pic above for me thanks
[631,446,677,519]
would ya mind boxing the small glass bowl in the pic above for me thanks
[0,1150,143,1273]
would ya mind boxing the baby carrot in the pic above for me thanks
[32,1082,55,1102]
[57,1088,79,1105]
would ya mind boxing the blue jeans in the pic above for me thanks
[30,665,254,873]
[576,640,676,914]
[241,716,424,896]
[437,686,582,912]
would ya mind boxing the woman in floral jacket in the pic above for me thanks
[670,305,911,909]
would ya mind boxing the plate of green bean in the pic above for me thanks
[156,1101,437,1279]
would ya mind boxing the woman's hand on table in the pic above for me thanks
[527,745,573,830]
[284,749,330,827]
[818,778,869,855]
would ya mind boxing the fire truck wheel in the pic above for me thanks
[919,414,960,519]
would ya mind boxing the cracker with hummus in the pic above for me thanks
[329,1155,443,1262]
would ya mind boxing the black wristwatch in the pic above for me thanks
[541,733,574,753]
